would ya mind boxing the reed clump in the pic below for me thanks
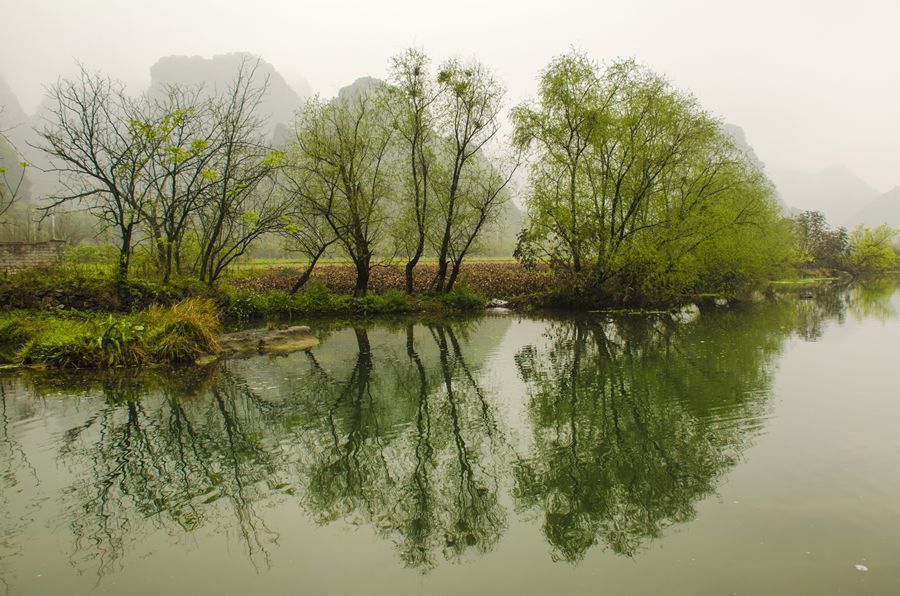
[0,298,222,369]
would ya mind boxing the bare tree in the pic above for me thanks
[139,85,220,283]
[194,59,288,285]
[277,163,338,293]
[37,68,158,279]
[442,153,517,291]
[0,114,29,220]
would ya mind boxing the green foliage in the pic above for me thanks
[378,289,410,312]
[222,282,414,321]
[790,210,849,270]
[848,224,898,274]
[67,244,120,266]
[144,298,221,362]
[0,265,212,312]
[513,52,790,305]
[437,284,487,311]
[6,298,222,368]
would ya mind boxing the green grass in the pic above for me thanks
[222,283,486,322]
[0,298,222,369]
[769,277,840,286]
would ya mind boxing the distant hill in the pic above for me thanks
[848,186,900,229]
[721,123,789,211]
[0,77,28,130]
[768,165,878,225]
[149,53,310,134]
[337,77,383,101]
[722,124,765,171]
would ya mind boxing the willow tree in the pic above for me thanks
[287,88,394,297]
[431,58,509,293]
[514,54,788,302]
[511,51,606,274]
[388,48,439,293]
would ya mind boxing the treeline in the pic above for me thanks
[790,210,898,276]
[2,49,896,304]
[20,51,516,296]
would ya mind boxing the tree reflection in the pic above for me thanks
[286,323,507,571]
[1,282,896,584]
[513,307,796,561]
[56,366,281,576]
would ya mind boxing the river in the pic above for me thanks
[2,281,899,594]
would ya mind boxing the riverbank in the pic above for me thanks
[0,264,867,369]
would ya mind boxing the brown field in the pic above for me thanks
[233,261,554,298]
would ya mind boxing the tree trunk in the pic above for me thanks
[117,225,133,280]
[446,259,462,293]
[405,246,423,294]
[290,249,326,294]
[434,256,449,293]
[353,255,370,297]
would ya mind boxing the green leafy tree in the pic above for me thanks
[790,210,849,270]
[848,224,897,274]
[286,88,395,296]
[387,48,440,293]
[514,53,788,303]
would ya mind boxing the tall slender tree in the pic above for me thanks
[388,49,439,293]
[287,89,394,296]
[431,58,505,293]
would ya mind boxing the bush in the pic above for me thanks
[67,244,119,266]
[438,284,486,311]
[378,289,410,313]
[145,298,221,362]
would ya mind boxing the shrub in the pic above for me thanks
[296,282,336,312]
[438,284,486,311]
[145,298,221,362]
[378,289,410,313]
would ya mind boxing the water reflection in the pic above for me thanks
[0,281,895,585]
[279,323,508,571]
[512,310,786,561]
[52,366,279,575]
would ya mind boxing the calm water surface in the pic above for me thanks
[2,282,899,595]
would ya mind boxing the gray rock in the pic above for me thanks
[219,325,318,355]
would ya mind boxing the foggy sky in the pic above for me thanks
[2,0,898,191]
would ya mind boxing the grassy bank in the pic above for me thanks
[0,267,490,368]
[0,298,221,368]
[0,262,864,370]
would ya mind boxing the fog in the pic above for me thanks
[1,0,898,201]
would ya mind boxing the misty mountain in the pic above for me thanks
[722,123,765,172]
[722,123,792,211]
[149,53,311,133]
[768,165,878,225]
[337,77,384,101]
[0,77,28,130]
[848,186,900,229]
